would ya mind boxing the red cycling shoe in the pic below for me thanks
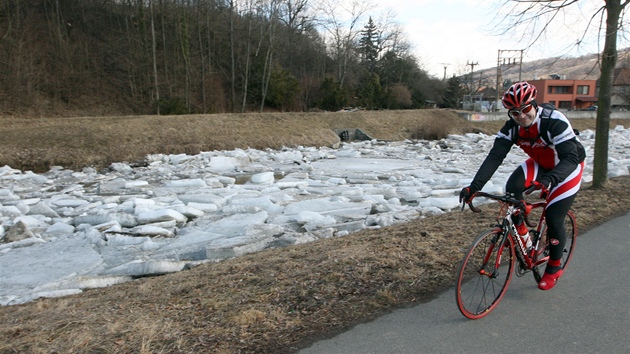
[538,266,563,290]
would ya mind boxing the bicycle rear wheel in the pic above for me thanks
[455,228,515,320]
[532,210,577,282]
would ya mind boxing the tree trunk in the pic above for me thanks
[179,1,191,112]
[241,7,254,113]
[593,0,622,188]
[259,0,280,112]
[197,3,206,113]
[229,0,236,112]
[149,0,160,114]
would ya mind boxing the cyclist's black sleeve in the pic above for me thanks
[539,138,581,188]
[538,117,583,189]
[469,136,513,192]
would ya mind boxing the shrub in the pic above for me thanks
[410,117,453,140]
[159,97,188,115]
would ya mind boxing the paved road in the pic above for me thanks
[300,212,630,354]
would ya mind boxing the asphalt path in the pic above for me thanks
[300,212,630,354]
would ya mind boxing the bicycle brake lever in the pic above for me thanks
[468,201,481,213]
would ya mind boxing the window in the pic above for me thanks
[559,101,573,109]
[552,86,571,94]
[577,85,589,95]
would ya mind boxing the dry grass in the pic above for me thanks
[0,110,487,172]
[0,110,629,353]
[1,109,622,173]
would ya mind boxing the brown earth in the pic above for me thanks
[0,110,629,353]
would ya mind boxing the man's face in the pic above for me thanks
[509,104,536,127]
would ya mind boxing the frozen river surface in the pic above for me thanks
[1,126,629,305]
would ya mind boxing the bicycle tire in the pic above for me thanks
[455,228,515,319]
[532,210,577,282]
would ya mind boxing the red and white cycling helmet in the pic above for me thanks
[502,81,537,109]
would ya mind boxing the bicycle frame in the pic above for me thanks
[471,192,548,274]
[507,201,548,271]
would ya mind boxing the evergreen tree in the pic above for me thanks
[358,17,379,72]
[265,66,300,111]
[442,76,464,109]
[318,78,348,111]
[357,72,385,109]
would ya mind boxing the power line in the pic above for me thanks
[495,49,523,111]
[466,61,478,92]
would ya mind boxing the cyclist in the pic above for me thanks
[459,81,585,290]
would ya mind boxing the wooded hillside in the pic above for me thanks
[0,0,445,117]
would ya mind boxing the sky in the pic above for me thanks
[380,0,613,78]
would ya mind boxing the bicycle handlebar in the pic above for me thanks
[464,191,524,212]
[463,191,538,227]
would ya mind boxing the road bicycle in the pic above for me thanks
[455,191,577,319]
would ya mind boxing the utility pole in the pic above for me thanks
[439,63,450,81]
[495,49,523,111]
[466,61,478,93]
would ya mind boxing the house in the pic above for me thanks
[602,67,630,110]
[528,78,597,110]
[462,87,498,112]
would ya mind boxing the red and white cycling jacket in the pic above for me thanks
[469,106,585,203]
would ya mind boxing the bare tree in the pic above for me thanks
[495,0,629,188]
[316,0,372,88]
[239,0,254,113]
[592,0,627,188]
[227,0,237,111]
[279,0,310,70]
[149,0,160,114]
[196,0,208,113]
[257,0,282,112]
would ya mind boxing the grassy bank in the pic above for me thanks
[2,109,627,173]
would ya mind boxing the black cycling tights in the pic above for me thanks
[506,166,577,261]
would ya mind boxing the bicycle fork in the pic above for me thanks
[477,222,538,279]
[478,229,508,278]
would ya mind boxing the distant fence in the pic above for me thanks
[459,110,630,121]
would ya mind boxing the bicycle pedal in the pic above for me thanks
[515,265,530,277]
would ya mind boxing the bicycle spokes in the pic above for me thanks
[456,229,515,319]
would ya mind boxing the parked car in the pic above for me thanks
[581,105,598,111]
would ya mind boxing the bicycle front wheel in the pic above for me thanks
[455,228,515,320]
[532,210,577,282]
